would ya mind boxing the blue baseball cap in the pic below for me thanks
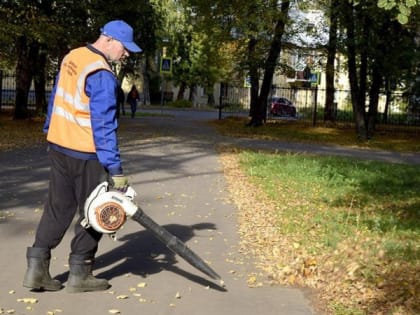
[101,20,142,53]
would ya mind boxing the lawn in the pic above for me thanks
[215,117,419,315]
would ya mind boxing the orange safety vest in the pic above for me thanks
[47,47,112,152]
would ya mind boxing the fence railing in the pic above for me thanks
[220,84,420,132]
[0,71,52,111]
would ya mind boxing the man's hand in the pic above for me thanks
[110,175,129,192]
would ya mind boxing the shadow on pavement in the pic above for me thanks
[54,222,226,292]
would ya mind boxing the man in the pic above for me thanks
[23,20,142,293]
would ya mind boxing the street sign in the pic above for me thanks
[160,57,172,74]
[310,72,321,86]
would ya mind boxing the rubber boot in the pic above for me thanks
[66,255,110,293]
[23,247,62,291]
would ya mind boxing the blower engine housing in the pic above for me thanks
[82,182,138,234]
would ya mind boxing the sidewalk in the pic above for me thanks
[0,111,317,315]
[142,108,420,165]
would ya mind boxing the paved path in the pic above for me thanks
[151,108,420,165]
[0,110,316,315]
[1,109,418,315]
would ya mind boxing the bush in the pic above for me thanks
[167,99,193,108]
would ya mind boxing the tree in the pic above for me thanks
[0,0,94,119]
[339,0,419,139]
[188,0,292,125]
[324,0,339,122]
[243,1,290,126]
[0,0,160,118]
[156,1,235,105]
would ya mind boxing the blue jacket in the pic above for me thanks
[44,45,123,176]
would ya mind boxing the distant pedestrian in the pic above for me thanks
[126,84,140,118]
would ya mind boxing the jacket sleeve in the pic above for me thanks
[85,70,123,176]
[43,74,59,134]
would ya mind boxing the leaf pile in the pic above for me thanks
[0,115,45,151]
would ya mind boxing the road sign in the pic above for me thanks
[310,72,321,86]
[160,57,172,74]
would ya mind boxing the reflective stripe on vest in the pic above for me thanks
[47,47,112,152]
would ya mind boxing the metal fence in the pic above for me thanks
[0,71,52,111]
[219,83,420,133]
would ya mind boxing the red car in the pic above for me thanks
[269,97,297,117]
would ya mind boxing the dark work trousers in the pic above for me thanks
[33,149,108,259]
[128,100,137,118]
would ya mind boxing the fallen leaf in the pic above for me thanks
[247,275,257,286]
[17,298,38,304]
[108,309,120,314]
[137,282,147,288]
[116,295,129,300]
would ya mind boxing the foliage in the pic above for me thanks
[155,0,236,97]
[1,0,419,134]
[334,0,419,139]
[377,0,419,24]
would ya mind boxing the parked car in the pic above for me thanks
[269,96,297,117]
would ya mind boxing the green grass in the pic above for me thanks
[239,151,419,257]
[236,150,419,314]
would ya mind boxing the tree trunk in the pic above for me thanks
[324,0,339,122]
[207,86,215,106]
[247,37,260,125]
[258,1,290,123]
[33,46,47,114]
[142,56,152,105]
[177,81,187,100]
[342,1,367,139]
[367,66,382,138]
[188,84,196,105]
[14,36,36,120]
